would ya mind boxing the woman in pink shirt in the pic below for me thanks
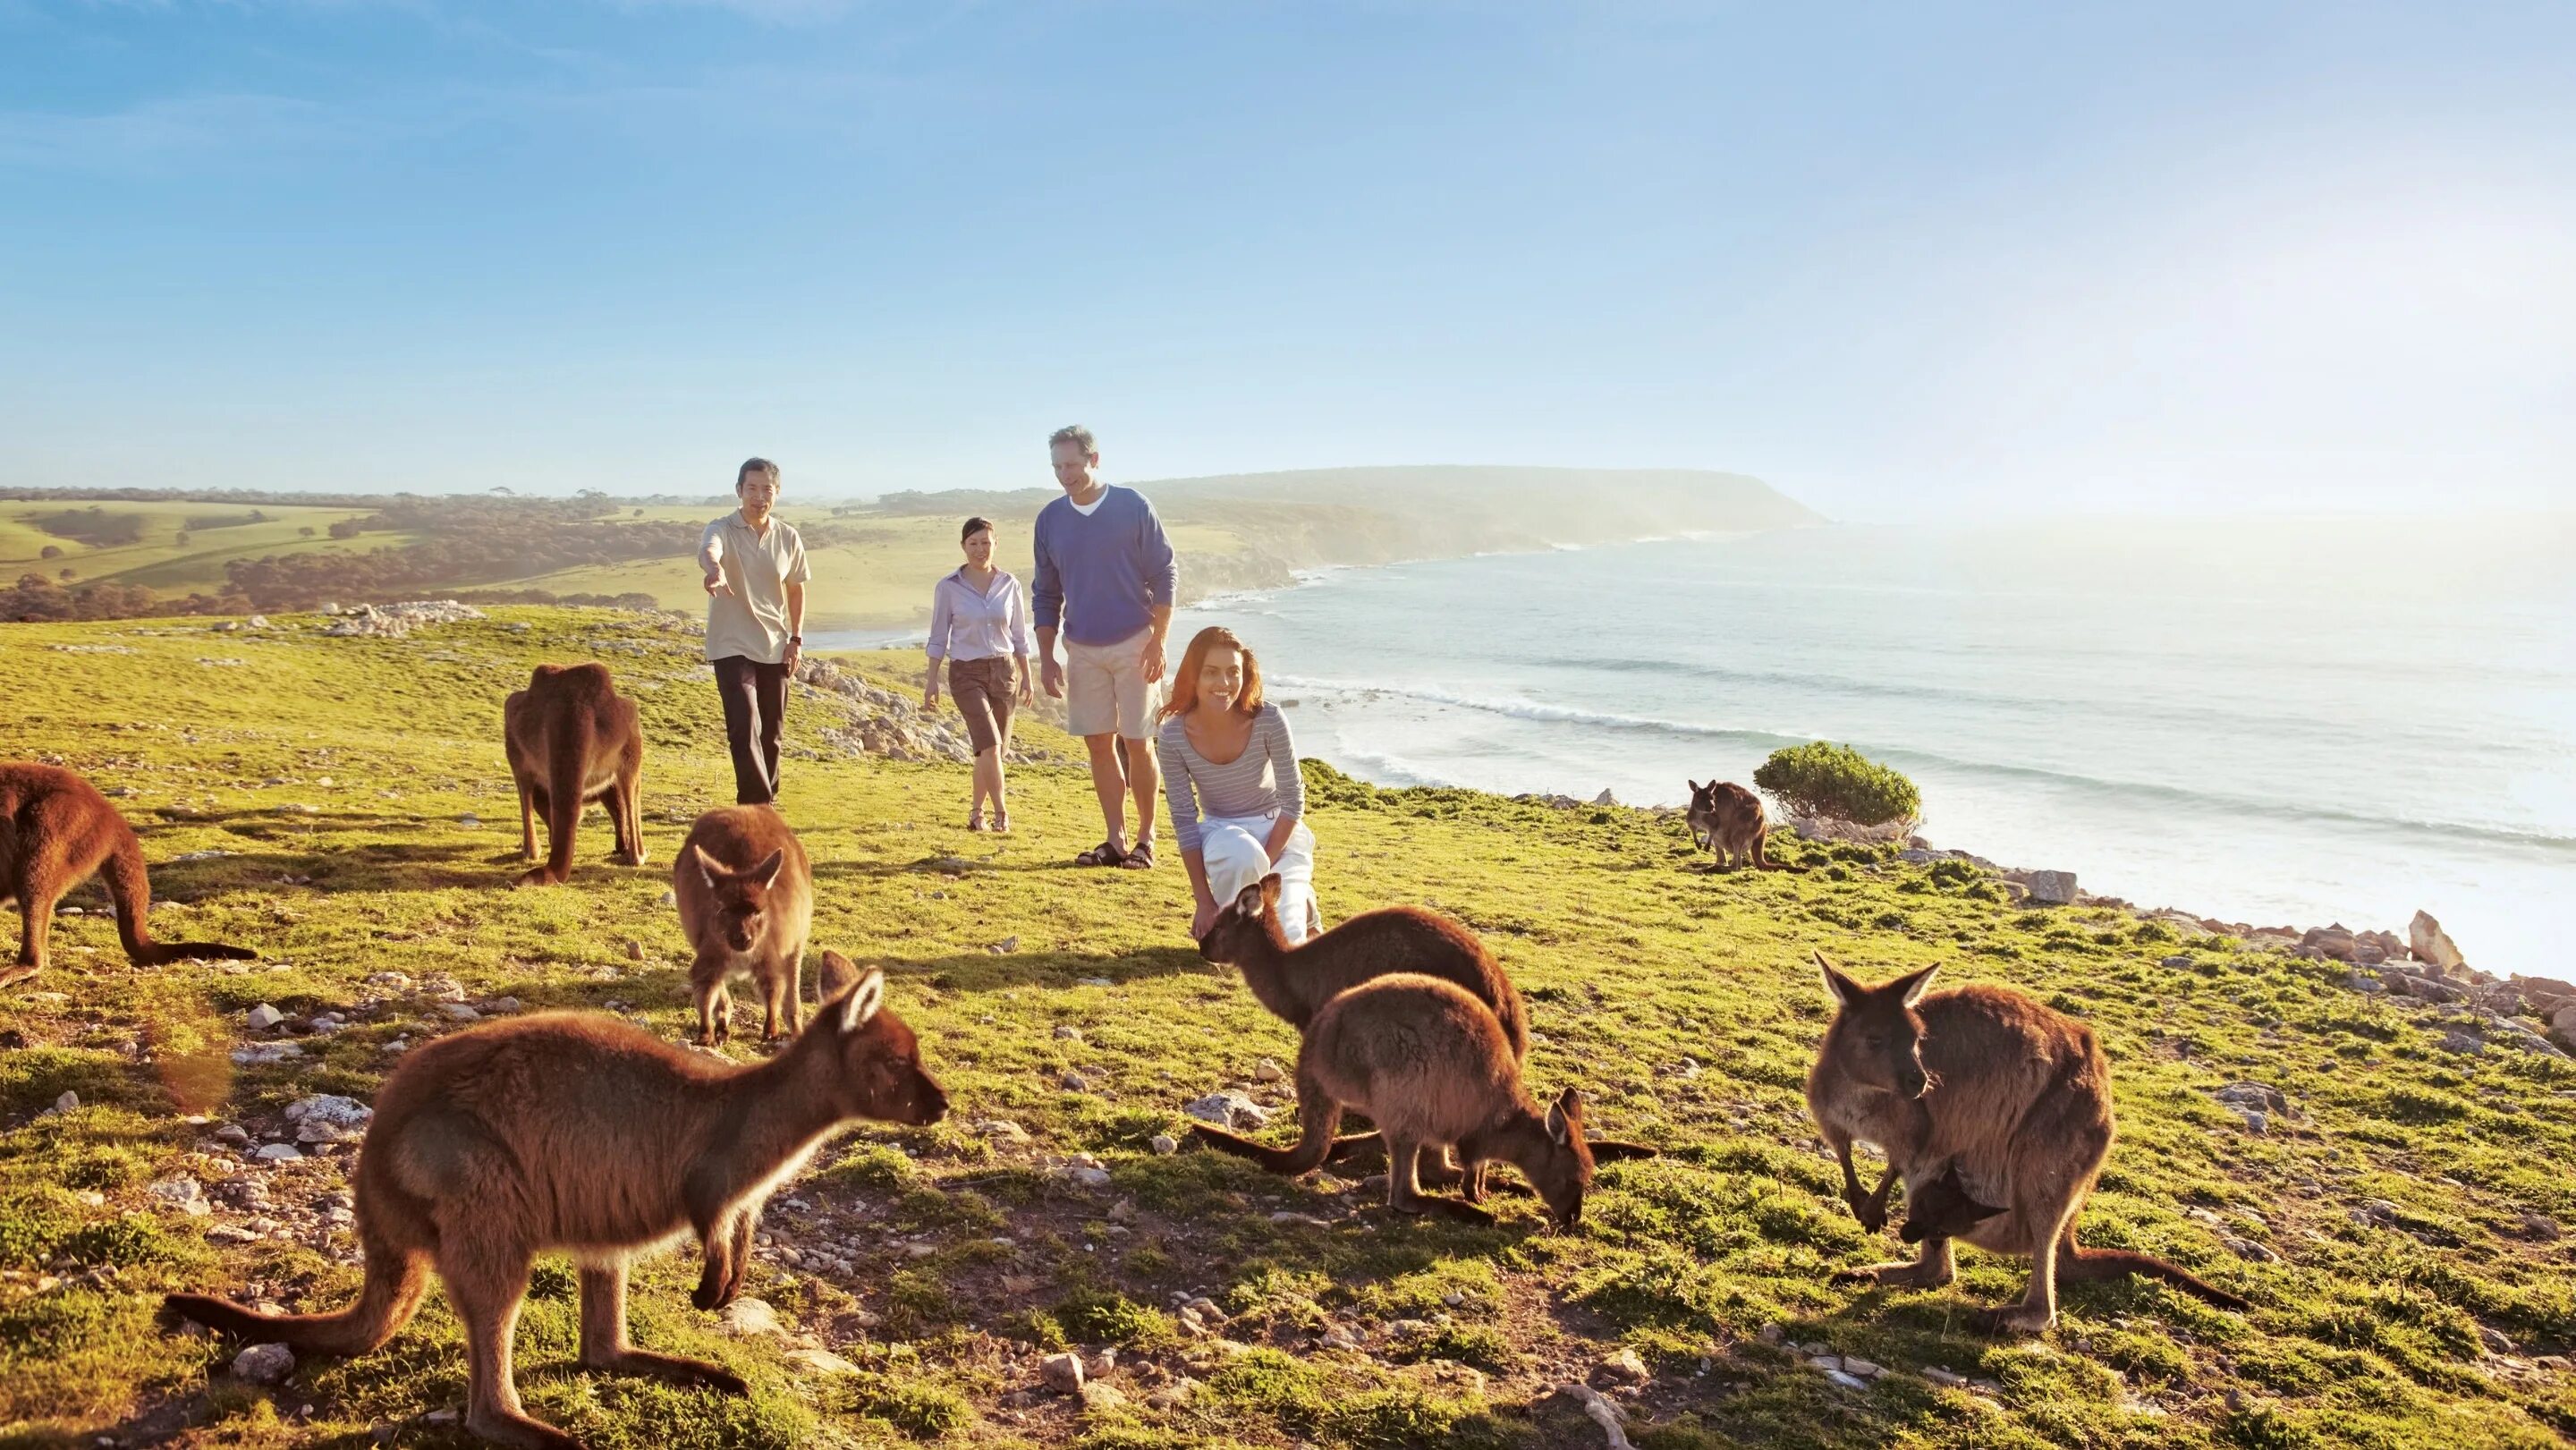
[925,516,1037,831]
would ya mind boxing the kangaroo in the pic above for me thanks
[1806,951,2250,1333]
[675,806,813,1046]
[1193,972,1594,1227]
[165,953,945,1450]
[1199,878,1656,1170]
[1900,1157,2005,1244]
[1,763,256,988]
[1685,779,1771,870]
[504,663,646,888]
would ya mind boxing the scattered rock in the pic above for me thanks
[232,1343,294,1384]
[1085,1347,1118,1378]
[1079,1381,1128,1412]
[2438,1030,2486,1056]
[2478,1326,2515,1355]
[1824,1369,1870,1391]
[1054,1025,1083,1042]
[1184,1090,1269,1131]
[320,600,485,639]
[1058,1070,1089,1091]
[1593,1348,1651,1386]
[285,1095,374,1144]
[1040,1351,1086,1394]
[990,936,1020,954]
[1843,1356,1884,1378]
[625,941,645,962]
[253,1143,305,1162]
[2521,1211,2563,1242]
[1252,1057,1287,1083]
[978,1119,1033,1144]
[147,1175,208,1215]
[1593,788,1617,806]
[1321,1325,1363,1350]
[1149,1133,1179,1156]
[785,1347,860,1376]
[2024,870,2079,906]
[230,1042,304,1065]
[718,1296,783,1337]
[2221,1234,2281,1263]
[50,1090,78,1115]
[1924,1367,1969,1388]
[245,1004,284,1031]
[2409,910,2465,972]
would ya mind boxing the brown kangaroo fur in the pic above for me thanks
[1198,877,1656,1172]
[674,806,813,1046]
[1686,779,1772,870]
[1193,972,1594,1227]
[0,763,256,988]
[1805,951,2250,1333]
[504,664,646,888]
[165,953,945,1450]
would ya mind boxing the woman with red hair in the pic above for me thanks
[1158,626,1321,942]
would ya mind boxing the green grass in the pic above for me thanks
[0,501,384,594]
[1,606,2572,1447]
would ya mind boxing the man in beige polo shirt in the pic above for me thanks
[697,457,810,806]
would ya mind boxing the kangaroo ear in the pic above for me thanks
[751,848,788,890]
[1892,963,1941,1006]
[1233,882,1267,919]
[1546,1087,1580,1144]
[1688,779,1703,793]
[690,844,723,894]
[837,967,886,1033]
[1815,950,1865,1010]
[816,949,860,1002]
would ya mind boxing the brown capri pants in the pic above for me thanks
[946,656,1018,757]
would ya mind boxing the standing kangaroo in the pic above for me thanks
[1,763,255,988]
[165,954,945,1450]
[1685,779,1771,870]
[1806,951,2249,1332]
[1193,973,1595,1226]
[675,806,812,1046]
[504,663,646,888]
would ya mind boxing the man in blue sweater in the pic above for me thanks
[1033,424,1177,869]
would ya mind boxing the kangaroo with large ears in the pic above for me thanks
[674,805,812,1045]
[1806,950,2248,1333]
[166,953,946,1450]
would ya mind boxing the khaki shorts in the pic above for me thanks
[1064,628,1163,739]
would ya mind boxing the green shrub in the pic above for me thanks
[1752,742,1920,827]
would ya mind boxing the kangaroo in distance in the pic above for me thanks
[1194,973,1596,1226]
[165,953,945,1450]
[675,806,814,1046]
[1198,877,1657,1172]
[1685,779,1772,871]
[1806,951,2250,1332]
[1,763,255,988]
[504,664,646,888]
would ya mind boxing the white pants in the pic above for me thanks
[1199,813,1321,944]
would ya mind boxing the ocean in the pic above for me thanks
[1164,515,2576,975]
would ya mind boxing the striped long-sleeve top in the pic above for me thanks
[1158,703,1304,853]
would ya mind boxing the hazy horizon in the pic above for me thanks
[5,3,2573,519]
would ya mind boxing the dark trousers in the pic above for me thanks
[713,655,790,805]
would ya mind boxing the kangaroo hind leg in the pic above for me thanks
[579,1259,746,1393]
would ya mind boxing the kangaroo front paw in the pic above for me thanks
[1974,1304,2055,1336]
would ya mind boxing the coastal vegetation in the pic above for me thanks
[1752,743,1923,832]
[0,607,2568,1448]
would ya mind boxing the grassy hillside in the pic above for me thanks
[4,466,1814,631]
[0,502,387,595]
[0,610,2570,1449]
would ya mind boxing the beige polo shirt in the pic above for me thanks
[696,510,811,665]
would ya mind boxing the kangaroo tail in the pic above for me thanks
[1191,1081,1347,1177]
[2061,1245,2250,1310]
[1751,827,1775,870]
[1586,1139,1661,1163]
[105,835,253,967]
[165,1247,430,1356]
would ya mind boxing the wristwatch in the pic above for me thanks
[789,635,803,644]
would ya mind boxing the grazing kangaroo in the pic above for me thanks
[1806,951,2250,1332]
[1199,878,1657,1169]
[504,663,646,888]
[1,763,255,988]
[1900,1157,2005,1244]
[675,806,813,1046]
[1685,779,1771,870]
[1193,973,1594,1227]
[166,953,945,1450]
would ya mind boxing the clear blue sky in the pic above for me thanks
[3,2,2571,516]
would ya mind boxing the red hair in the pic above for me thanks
[1160,625,1265,720]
